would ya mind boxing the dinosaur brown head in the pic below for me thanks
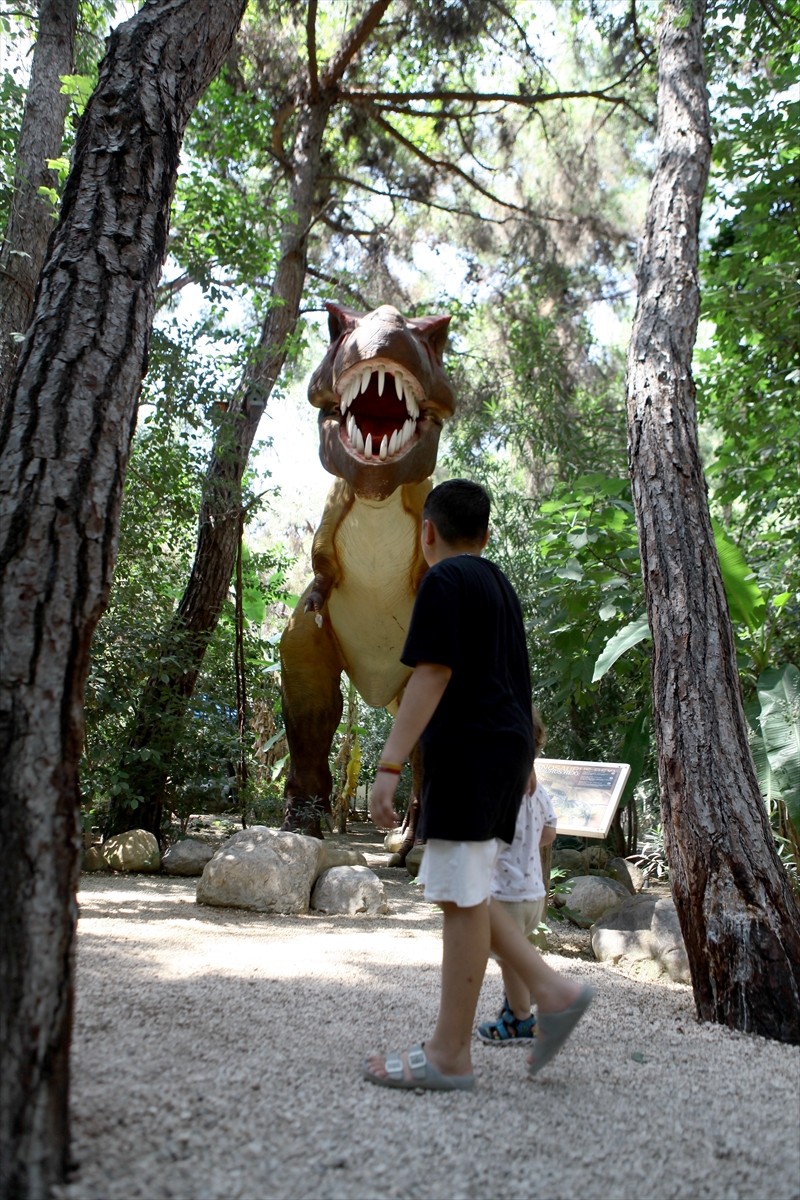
[310,302,456,501]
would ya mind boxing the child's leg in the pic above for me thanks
[500,961,533,1019]
[490,900,583,1013]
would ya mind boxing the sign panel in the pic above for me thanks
[535,759,631,839]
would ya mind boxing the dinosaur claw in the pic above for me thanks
[314,613,324,629]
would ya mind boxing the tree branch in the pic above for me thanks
[368,109,531,216]
[306,0,319,101]
[319,0,392,89]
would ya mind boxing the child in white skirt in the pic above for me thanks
[479,710,558,1043]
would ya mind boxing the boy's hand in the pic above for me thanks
[369,772,399,829]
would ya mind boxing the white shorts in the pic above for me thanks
[418,838,502,907]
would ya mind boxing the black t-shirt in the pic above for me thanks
[401,554,534,842]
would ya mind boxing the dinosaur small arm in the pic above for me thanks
[279,302,456,836]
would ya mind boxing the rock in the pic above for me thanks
[162,838,215,877]
[383,829,405,854]
[607,857,645,894]
[316,843,368,875]
[591,894,690,983]
[552,847,585,876]
[405,845,425,878]
[196,826,321,914]
[559,874,629,927]
[102,830,160,873]
[310,865,388,915]
[83,845,108,872]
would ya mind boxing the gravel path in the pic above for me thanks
[60,834,800,1200]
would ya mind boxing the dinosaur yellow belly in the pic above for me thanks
[327,491,418,707]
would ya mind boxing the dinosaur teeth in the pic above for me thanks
[364,432,373,458]
[388,429,399,456]
[378,366,385,395]
[379,434,388,460]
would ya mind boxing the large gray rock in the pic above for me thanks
[559,874,629,927]
[607,857,646,894]
[102,830,160,873]
[162,838,215,877]
[383,829,406,855]
[311,865,388,916]
[591,893,690,983]
[316,843,368,874]
[82,844,109,872]
[196,826,321,914]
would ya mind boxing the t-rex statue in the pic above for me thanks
[280,301,456,838]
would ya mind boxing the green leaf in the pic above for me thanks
[592,615,652,683]
[757,665,800,829]
[712,520,766,634]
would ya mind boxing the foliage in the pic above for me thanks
[746,664,800,880]
[82,321,291,831]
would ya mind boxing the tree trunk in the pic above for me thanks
[107,0,393,838]
[625,0,800,1042]
[0,0,78,415]
[0,5,246,1196]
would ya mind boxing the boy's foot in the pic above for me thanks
[528,984,595,1076]
[477,1008,536,1044]
[363,1044,475,1091]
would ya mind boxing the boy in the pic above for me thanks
[364,480,593,1091]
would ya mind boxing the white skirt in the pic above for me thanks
[418,838,503,907]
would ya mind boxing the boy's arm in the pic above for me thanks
[369,661,452,829]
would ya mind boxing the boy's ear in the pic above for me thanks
[422,517,436,547]
[481,525,490,550]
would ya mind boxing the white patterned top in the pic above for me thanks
[490,783,557,902]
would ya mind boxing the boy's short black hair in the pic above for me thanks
[423,479,490,544]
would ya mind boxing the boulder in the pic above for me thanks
[316,843,368,874]
[162,838,215,877]
[196,826,321,914]
[383,829,405,855]
[102,830,160,873]
[405,845,425,878]
[558,874,629,927]
[83,844,109,872]
[311,865,388,916]
[607,857,646,894]
[591,894,690,983]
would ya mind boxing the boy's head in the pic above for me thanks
[422,479,490,550]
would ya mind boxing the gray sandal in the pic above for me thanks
[528,985,595,1077]
[363,1044,475,1091]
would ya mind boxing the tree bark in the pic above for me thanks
[626,0,800,1042]
[0,0,78,415]
[107,0,393,839]
[0,5,246,1196]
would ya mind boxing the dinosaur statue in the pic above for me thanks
[280,302,456,838]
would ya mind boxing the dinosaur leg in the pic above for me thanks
[394,744,423,867]
[279,594,344,838]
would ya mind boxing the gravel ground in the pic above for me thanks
[60,829,800,1200]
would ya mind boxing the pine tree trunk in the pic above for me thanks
[0,5,246,1196]
[626,0,800,1042]
[0,0,78,414]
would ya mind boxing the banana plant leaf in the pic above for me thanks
[591,613,651,683]
[756,664,800,829]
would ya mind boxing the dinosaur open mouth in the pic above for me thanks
[337,359,424,462]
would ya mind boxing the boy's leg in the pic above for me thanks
[365,899,489,1082]
[425,900,490,1075]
